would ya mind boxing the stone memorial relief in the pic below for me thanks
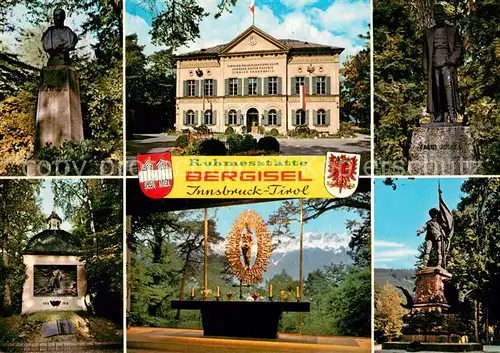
[31,8,84,174]
[408,4,479,175]
[34,265,78,297]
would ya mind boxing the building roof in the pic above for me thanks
[175,26,344,59]
[23,228,81,255]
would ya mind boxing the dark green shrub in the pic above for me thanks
[227,134,257,154]
[336,122,355,138]
[195,125,211,135]
[240,126,247,134]
[295,125,310,136]
[257,136,280,153]
[269,128,279,137]
[242,134,257,152]
[258,126,265,134]
[175,135,189,148]
[199,139,227,155]
[225,126,235,135]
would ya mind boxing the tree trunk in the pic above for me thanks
[475,300,479,342]
[1,181,12,311]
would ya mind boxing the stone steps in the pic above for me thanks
[0,342,122,352]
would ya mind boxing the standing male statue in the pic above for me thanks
[42,8,78,66]
[423,4,462,124]
[417,208,446,268]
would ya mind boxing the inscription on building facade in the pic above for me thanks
[228,62,279,74]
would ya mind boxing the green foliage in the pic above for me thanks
[224,126,235,135]
[0,180,45,315]
[0,91,36,175]
[199,139,227,155]
[335,122,356,138]
[327,268,371,336]
[194,125,211,135]
[346,215,371,268]
[374,282,406,343]
[174,135,189,148]
[52,180,123,322]
[269,128,279,137]
[226,134,257,155]
[340,32,370,127]
[240,126,247,134]
[257,136,280,153]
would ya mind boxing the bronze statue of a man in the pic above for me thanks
[423,4,462,123]
[417,208,445,267]
[42,8,78,66]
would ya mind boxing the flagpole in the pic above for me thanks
[253,10,255,26]
[204,208,208,299]
[299,199,304,335]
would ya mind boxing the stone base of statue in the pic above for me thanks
[413,266,452,312]
[408,125,480,175]
[26,65,84,176]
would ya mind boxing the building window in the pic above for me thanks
[205,110,213,125]
[187,80,196,97]
[317,109,326,125]
[295,77,305,95]
[204,79,214,96]
[248,78,258,95]
[187,110,195,125]
[316,76,326,95]
[296,109,306,125]
[268,109,277,125]
[268,77,278,95]
[229,109,238,125]
[229,78,238,96]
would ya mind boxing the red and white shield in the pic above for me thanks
[137,152,174,199]
[324,152,360,198]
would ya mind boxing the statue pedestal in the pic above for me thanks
[413,267,452,313]
[35,65,83,151]
[408,126,480,175]
[27,65,84,176]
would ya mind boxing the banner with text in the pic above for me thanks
[137,153,360,199]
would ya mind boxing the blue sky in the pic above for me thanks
[182,199,361,252]
[374,178,466,269]
[126,0,370,64]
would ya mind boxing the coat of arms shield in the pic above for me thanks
[324,152,360,198]
[137,152,174,199]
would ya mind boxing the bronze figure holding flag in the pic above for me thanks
[416,183,454,268]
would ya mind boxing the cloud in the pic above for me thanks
[125,12,166,55]
[311,0,370,38]
[374,240,406,248]
[126,1,367,64]
[375,248,419,263]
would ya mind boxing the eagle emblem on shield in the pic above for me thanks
[137,152,174,199]
[324,152,360,198]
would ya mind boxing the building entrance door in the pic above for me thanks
[246,108,259,132]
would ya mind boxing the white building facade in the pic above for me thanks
[175,26,344,135]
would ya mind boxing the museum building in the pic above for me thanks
[175,26,344,134]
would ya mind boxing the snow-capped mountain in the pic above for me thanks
[210,232,353,280]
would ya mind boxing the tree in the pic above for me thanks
[374,282,406,343]
[340,32,371,127]
[327,267,371,337]
[52,179,123,321]
[0,180,44,315]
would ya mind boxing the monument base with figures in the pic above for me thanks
[408,125,480,175]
